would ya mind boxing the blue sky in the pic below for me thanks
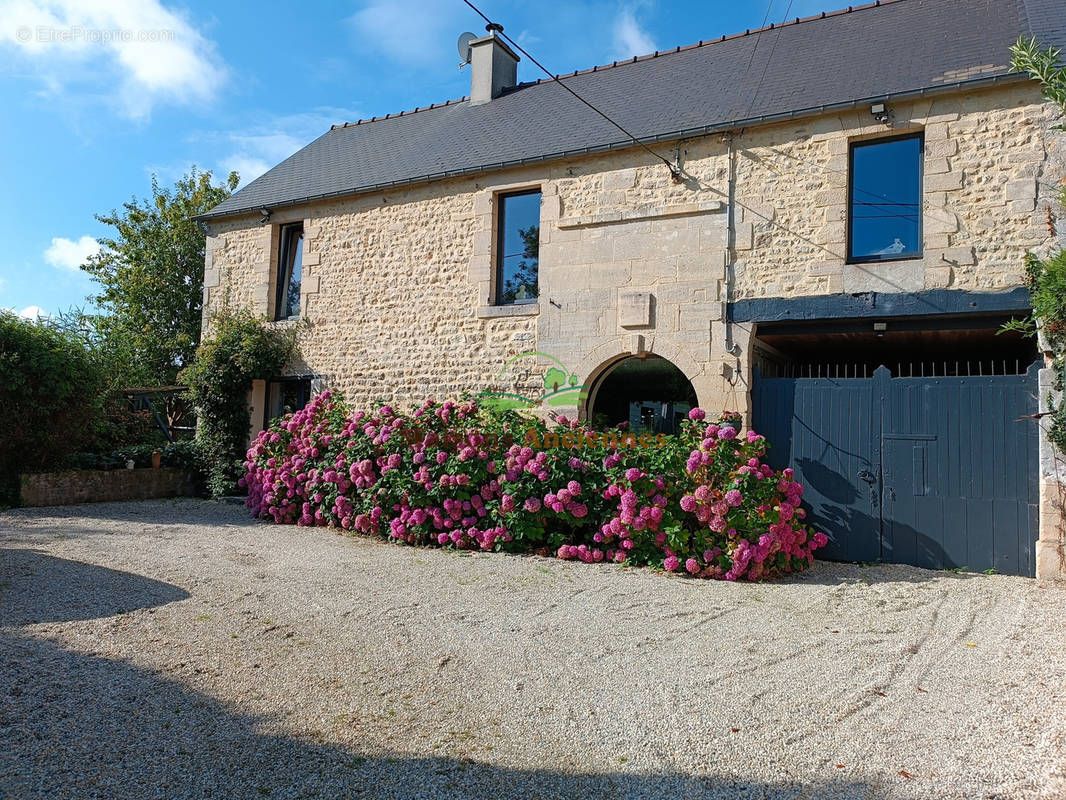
[0,0,842,319]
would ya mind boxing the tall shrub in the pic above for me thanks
[183,309,296,497]
[0,312,106,503]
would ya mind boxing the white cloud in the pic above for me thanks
[185,108,361,188]
[18,305,47,321]
[349,0,461,67]
[0,0,227,119]
[611,8,656,60]
[220,155,273,186]
[222,130,308,183]
[44,235,99,272]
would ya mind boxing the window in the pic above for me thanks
[495,189,540,305]
[848,133,923,263]
[264,377,312,427]
[275,223,304,320]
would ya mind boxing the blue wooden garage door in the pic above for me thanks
[752,363,1040,576]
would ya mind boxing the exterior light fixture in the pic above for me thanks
[870,103,890,124]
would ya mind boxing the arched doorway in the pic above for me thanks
[586,355,698,433]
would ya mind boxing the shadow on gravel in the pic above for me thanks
[0,631,906,800]
[0,549,190,625]
[2,500,963,590]
[794,560,979,586]
[0,499,258,533]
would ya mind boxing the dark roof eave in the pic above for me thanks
[194,71,1031,223]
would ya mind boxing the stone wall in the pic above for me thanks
[1037,86,1066,582]
[732,90,1057,299]
[204,178,539,409]
[19,468,196,507]
[1038,364,1066,583]
[205,81,1060,424]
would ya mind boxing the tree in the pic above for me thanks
[81,167,239,388]
[543,367,567,395]
[1011,37,1066,123]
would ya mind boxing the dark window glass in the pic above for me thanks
[848,134,923,262]
[275,223,304,320]
[495,190,540,305]
[265,378,311,426]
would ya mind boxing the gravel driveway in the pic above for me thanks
[1,500,1065,800]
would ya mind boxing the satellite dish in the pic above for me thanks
[457,31,476,67]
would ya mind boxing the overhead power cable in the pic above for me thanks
[725,0,777,123]
[460,0,680,178]
[744,0,795,119]
[458,1,987,290]
[457,0,851,263]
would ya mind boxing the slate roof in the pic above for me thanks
[201,0,1065,220]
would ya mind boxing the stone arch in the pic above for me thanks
[573,336,712,424]
[580,349,702,433]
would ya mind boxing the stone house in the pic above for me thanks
[197,0,1066,579]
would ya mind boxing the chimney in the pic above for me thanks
[468,25,519,105]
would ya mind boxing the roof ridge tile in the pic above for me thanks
[330,95,470,129]
[327,0,903,130]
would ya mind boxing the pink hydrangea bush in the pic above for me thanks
[244,393,510,551]
[674,421,828,579]
[242,392,827,581]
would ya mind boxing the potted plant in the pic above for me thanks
[718,411,743,431]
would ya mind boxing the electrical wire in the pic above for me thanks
[460,0,679,176]
[458,1,856,264]
[461,0,924,220]
[854,202,920,207]
[853,214,920,219]
[726,0,777,123]
[744,0,795,120]
[758,136,947,218]
[459,0,976,283]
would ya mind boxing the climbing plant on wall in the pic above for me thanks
[1006,252,1066,452]
[182,309,298,497]
[1004,37,1066,452]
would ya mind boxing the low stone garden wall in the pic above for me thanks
[20,467,196,507]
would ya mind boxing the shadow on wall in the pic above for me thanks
[0,549,902,799]
[795,455,879,565]
[795,457,860,506]
[795,456,960,575]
